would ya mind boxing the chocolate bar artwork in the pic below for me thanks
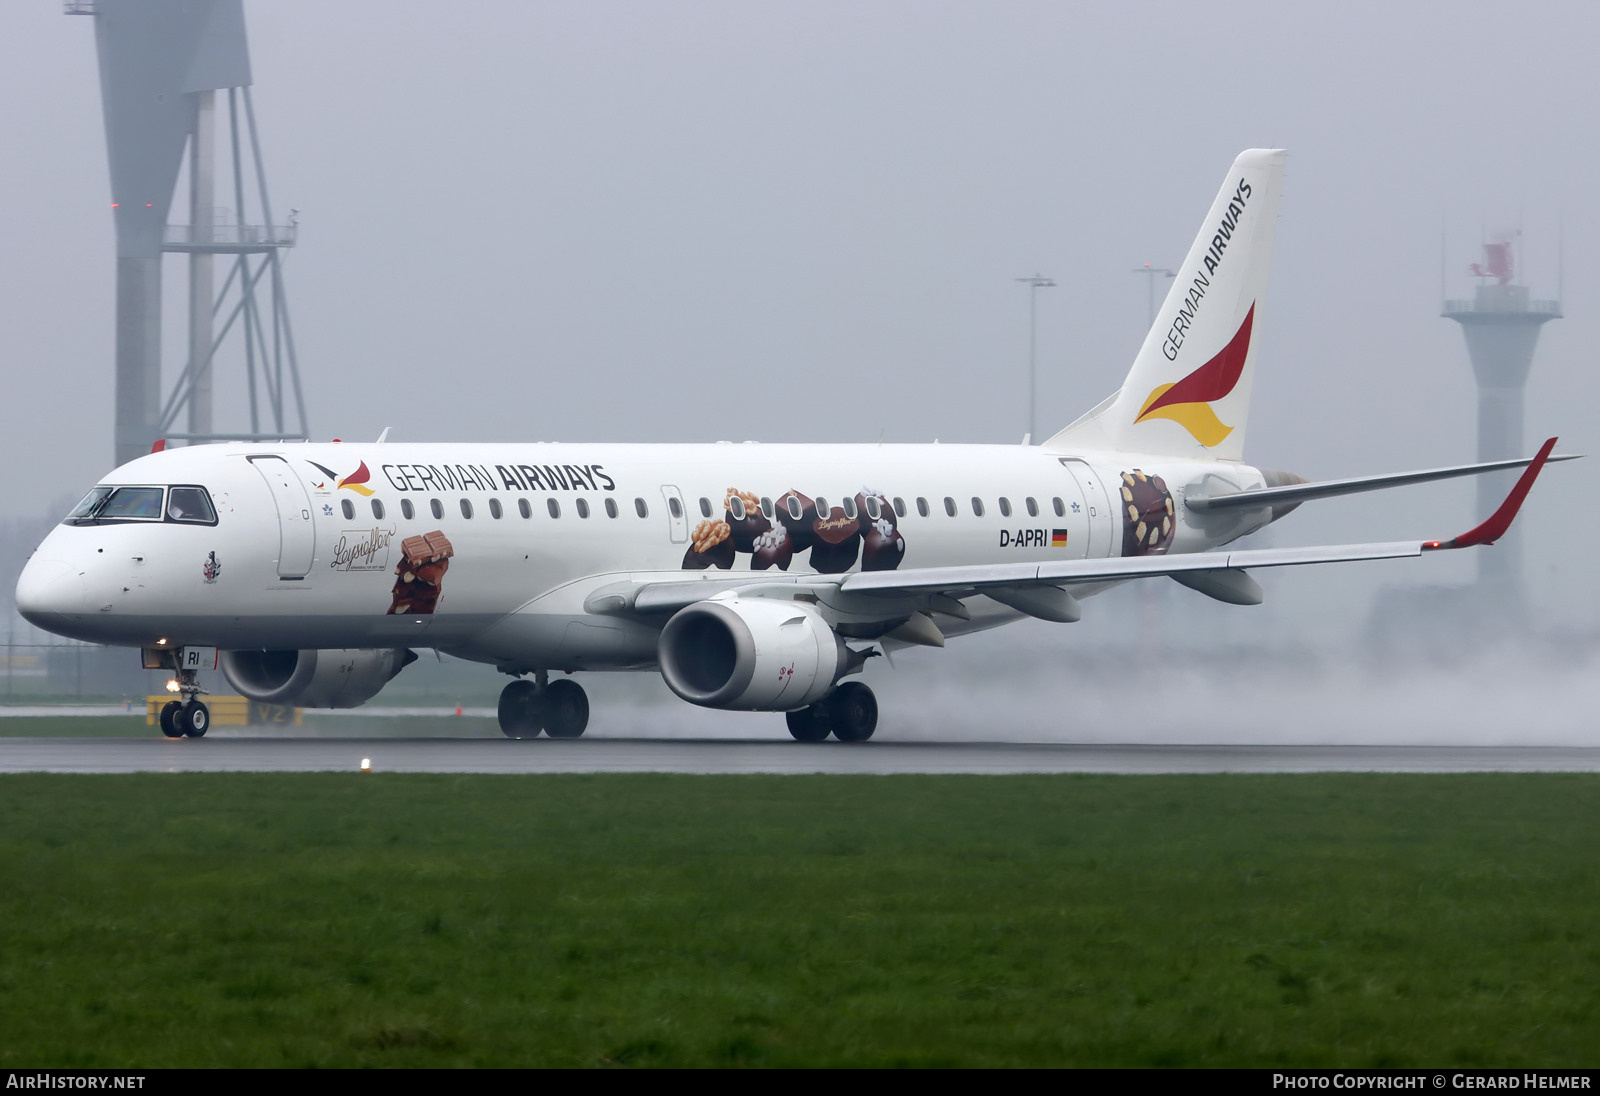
[1119,470,1175,557]
[681,486,906,574]
[387,530,454,614]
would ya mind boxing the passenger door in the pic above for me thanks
[249,455,316,579]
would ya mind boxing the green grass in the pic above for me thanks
[0,714,154,737]
[0,773,1597,1067]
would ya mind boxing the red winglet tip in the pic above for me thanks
[150,438,166,454]
[1444,436,1557,550]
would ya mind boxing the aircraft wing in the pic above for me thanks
[587,437,1559,623]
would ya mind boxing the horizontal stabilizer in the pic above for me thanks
[1186,447,1578,513]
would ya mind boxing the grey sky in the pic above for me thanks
[1,0,1595,637]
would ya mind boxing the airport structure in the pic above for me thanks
[67,0,307,467]
[1442,236,1561,603]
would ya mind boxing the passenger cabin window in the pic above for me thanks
[430,499,443,519]
[998,497,1012,518]
[668,497,682,519]
[547,498,561,518]
[893,497,907,518]
[166,486,218,525]
[728,494,746,520]
[371,499,386,520]
[815,496,829,516]
[698,497,712,518]
[916,497,929,518]
[786,496,804,521]
[943,497,956,517]
[864,496,880,520]
[971,497,985,517]
[460,499,474,519]
[1053,497,1065,517]
[760,497,774,519]
[341,499,355,520]
[842,496,857,519]
[634,497,649,518]
[605,498,619,519]
[401,499,415,520]
[518,499,532,519]
[489,498,503,519]
[576,498,590,518]
[1026,497,1038,518]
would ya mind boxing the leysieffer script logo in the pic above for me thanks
[331,526,396,572]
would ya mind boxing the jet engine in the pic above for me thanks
[220,648,418,709]
[657,597,855,711]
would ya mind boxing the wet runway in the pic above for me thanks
[3,736,1599,775]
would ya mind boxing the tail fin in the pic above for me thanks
[1045,148,1287,461]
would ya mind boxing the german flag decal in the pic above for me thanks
[1051,529,1069,547]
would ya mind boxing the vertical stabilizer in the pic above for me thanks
[1045,149,1286,461]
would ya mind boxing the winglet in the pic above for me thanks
[1424,437,1557,551]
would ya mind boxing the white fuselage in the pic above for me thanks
[17,441,1270,669]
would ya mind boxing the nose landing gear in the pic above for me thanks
[497,672,589,739]
[158,663,211,738]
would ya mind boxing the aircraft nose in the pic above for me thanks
[15,556,86,629]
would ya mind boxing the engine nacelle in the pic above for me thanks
[220,648,418,709]
[658,597,849,711]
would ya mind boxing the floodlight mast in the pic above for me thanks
[1132,263,1177,328]
[66,0,309,465]
[1015,274,1055,443]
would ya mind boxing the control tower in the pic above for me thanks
[1442,235,1562,601]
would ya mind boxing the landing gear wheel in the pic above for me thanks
[159,701,184,739]
[542,679,589,739]
[828,682,878,742]
[786,706,831,742]
[183,701,210,738]
[497,679,544,739]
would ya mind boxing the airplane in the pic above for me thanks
[15,149,1569,742]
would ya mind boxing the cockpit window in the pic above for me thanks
[65,485,220,526]
[67,487,114,519]
[100,487,164,519]
[66,486,165,524]
[167,486,218,525]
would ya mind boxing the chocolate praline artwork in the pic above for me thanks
[808,506,861,573]
[1119,469,1175,557]
[750,525,793,570]
[860,517,905,570]
[723,487,772,552]
[683,519,736,569]
[854,489,896,530]
[775,489,818,551]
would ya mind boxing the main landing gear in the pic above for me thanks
[159,666,210,739]
[498,672,589,740]
[786,681,878,743]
